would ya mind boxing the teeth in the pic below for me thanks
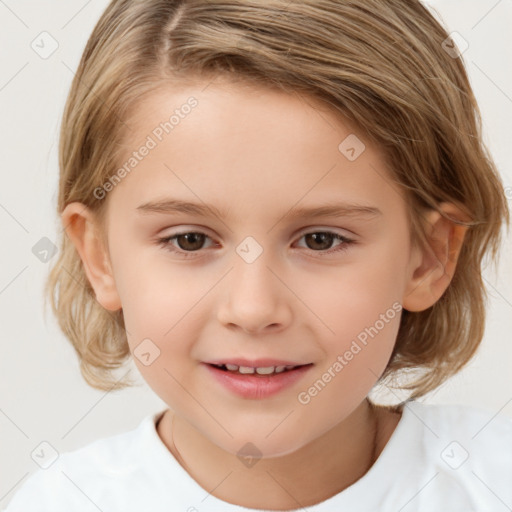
[215,364,300,375]
[255,366,275,375]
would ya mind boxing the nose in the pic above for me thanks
[216,254,293,335]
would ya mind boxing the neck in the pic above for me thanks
[156,399,401,510]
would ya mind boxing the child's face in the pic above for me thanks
[77,78,430,456]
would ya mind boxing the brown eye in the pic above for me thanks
[157,231,214,258]
[303,232,336,251]
[174,233,206,251]
[295,230,355,256]
[157,229,354,260]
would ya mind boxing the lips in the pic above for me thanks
[205,358,312,376]
[209,362,304,375]
[203,361,314,399]
[205,358,309,368]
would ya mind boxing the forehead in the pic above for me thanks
[111,77,406,224]
[123,75,364,156]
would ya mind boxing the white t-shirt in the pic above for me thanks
[4,400,512,512]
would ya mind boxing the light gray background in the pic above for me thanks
[1,0,511,508]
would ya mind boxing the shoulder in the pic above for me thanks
[401,400,512,509]
[405,400,512,461]
[406,399,512,447]
[4,410,165,512]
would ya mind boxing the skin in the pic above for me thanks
[62,77,468,510]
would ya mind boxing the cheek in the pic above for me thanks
[297,292,403,426]
[297,243,406,399]
[110,242,201,334]
[306,248,406,340]
[112,252,220,394]
[117,258,204,401]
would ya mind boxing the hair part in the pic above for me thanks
[45,0,510,398]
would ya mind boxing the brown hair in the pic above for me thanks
[45,0,510,399]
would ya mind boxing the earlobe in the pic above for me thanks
[403,202,470,312]
[61,202,122,312]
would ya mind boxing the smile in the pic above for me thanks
[210,363,302,375]
[203,362,314,399]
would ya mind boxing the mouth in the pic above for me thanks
[207,362,312,376]
[203,361,314,399]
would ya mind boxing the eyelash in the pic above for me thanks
[156,230,355,259]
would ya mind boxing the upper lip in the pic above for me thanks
[205,358,311,368]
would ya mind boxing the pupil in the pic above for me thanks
[178,233,205,251]
[175,233,334,252]
[306,233,333,250]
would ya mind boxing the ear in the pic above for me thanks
[403,202,470,312]
[61,202,122,312]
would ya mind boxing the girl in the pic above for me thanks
[6,0,511,510]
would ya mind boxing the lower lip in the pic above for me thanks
[203,363,313,399]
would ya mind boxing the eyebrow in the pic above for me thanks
[136,198,382,221]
